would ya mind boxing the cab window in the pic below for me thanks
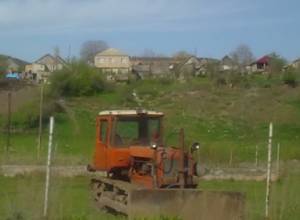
[99,120,108,143]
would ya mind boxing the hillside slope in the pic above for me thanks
[1,78,300,164]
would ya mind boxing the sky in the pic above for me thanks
[0,0,299,62]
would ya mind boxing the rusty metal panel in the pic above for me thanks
[128,189,245,220]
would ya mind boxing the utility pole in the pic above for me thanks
[265,122,273,219]
[6,92,12,153]
[37,83,44,159]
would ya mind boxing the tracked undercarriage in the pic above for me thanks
[90,176,245,220]
[91,177,136,215]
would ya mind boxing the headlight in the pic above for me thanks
[151,143,157,149]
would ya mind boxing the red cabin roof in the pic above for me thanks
[256,56,270,65]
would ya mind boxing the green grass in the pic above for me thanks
[200,176,300,219]
[1,78,300,165]
[0,163,299,220]
[0,175,123,220]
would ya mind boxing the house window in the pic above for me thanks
[99,58,104,63]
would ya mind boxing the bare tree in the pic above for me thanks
[230,44,255,66]
[80,40,109,63]
[53,46,60,58]
[173,50,193,60]
[141,49,156,57]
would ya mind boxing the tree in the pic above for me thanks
[173,50,193,60]
[0,56,7,74]
[230,44,255,66]
[141,49,156,57]
[268,52,287,74]
[80,40,109,63]
[53,46,60,58]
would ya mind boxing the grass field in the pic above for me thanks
[0,162,299,220]
[0,77,300,219]
[1,77,300,165]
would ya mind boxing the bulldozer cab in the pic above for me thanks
[112,114,163,147]
[92,110,164,171]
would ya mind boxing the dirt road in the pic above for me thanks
[0,165,278,181]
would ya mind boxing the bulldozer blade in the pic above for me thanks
[128,189,245,220]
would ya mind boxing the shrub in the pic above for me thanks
[48,61,111,97]
[11,99,60,129]
[282,70,298,88]
[213,75,227,87]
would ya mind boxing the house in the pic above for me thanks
[291,59,300,69]
[220,56,238,71]
[174,56,202,79]
[249,56,270,72]
[131,57,177,78]
[94,48,131,81]
[0,54,28,73]
[131,56,222,79]
[25,54,66,82]
[132,64,151,79]
[195,57,220,75]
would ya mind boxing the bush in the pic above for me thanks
[10,99,60,129]
[213,75,227,87]
[212,71,250,88]
[282,70,298,88]
[49,61,111,97]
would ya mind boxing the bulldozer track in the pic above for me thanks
[90,177,138,215]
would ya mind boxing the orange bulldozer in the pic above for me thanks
[87,110,245,220]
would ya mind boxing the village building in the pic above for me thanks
[220,55,238,71]
[291,58,300,69]
[131,56,221,80]
[131,57,177,79]
[174,56,202,79]
[248,55,270,72]
[94,48,131,81]
[0,54,28,73]
[195,57,220,76]
[25,54,66,82]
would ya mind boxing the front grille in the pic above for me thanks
[163,157,179,177]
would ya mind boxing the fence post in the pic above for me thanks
[229,148,233,167]
[276,143,280,175]
[255,145,258,168]
[43,116,54,217]
[265,122,273,219]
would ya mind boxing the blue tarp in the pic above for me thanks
[6,73,20,79]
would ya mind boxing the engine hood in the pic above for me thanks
[129,146,163,159]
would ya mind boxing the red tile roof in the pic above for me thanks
[256,56,270,64]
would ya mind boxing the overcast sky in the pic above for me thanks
[0,0,299,62]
